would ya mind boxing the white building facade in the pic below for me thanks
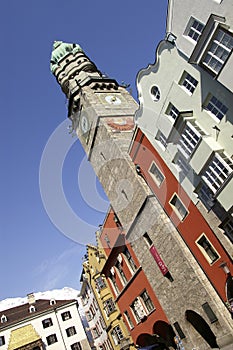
[0,295,91,350]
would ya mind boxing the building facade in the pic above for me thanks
[50,1,233,346]
[0,294,91,350]
[80,241,134,350]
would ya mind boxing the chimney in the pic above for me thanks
[27,293,35,305]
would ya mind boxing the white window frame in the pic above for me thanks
[166,103,180,120]
[140,290,155,314]
[179,71,198,95]
[185,17,204,42]
[195,234,220,265]
[169,193,189,221]
[204,94,228,122]
[202,153,233,194]
[111,325,124,345]
[124,311,134,330]
[178,122,201,158]
[173,153,190,176]
[155,130,167,149]
[202,28,233,75]
[149,161,165,187]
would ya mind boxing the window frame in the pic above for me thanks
[165,103,180,120]
[185,17,204,43]
[111,325,124,345]
[0,336,5,346]
[178,122,201,158]
[71,342,82,350]
[195,234,220,265]
[202,152,233,194]
[179,71,198,95]
[204,94,228,122]
[66,326,77,337]
[169,193,189,221]
[140,290,155,314]
[46,334,58,346]
[202,27,233,75]
[42,317,53,328]
[149,161,165,187]
[150,85,160,102]
[103,298,116,316]
[61,311,72,321]
[124,311,134,330]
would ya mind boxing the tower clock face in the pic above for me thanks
[105,95,122,105]
[80,114,90,133]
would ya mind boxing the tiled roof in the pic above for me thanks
[0,299,77,330]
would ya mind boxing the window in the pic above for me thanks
[140,290,155,313]
[124,247,137,272]
[66,326,77,337]
[0,315,7,323]
[99,316,106,330]
[111,325,124,345]
[0,336,5,346]
[219,217,233,242]
[173,153,190,176]
[104,298,116,316]
[47,334,58,345]
[116,261,128,285]
[202,302,218,323]
[197,182,215,210]
[202,28,233,74]
[187,18,204,42]
[202,153,233,193]
[143,232,153,247]
[205,95,228,121]
[124,311,134,329]
[180,72,198,94]
[61,311,72,321]
[196,234,220,264]
[150,86,160,101]
[131,298,146,323]
[95,276,106,291]
[50,299,56,305]
[166,103,180,120]
[109,274,120,295]
[149,161,165,187]
[178,122,201,158]
[169,194,188,221]
[42,318,53,328]
[71,342,82,350]
[85,311,92,321]
[29,305,36,313]
[91,327,99,339]
[155,130,167,148]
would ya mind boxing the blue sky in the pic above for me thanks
[0,0,167,300]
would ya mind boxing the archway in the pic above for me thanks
[136,333,169,350]
[153,321,176,349]
[185,310,219,348]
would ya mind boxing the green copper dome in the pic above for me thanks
[50,41,83,73]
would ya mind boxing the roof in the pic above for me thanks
[8,324,41,350]
[0,299,77,330]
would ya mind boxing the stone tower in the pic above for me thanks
[50,41,150,231]
[50,41,233,349]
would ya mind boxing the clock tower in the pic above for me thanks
[50,41,151,231]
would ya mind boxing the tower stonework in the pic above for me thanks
[50,42,233,349]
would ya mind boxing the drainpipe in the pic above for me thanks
[55,308,68,349]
